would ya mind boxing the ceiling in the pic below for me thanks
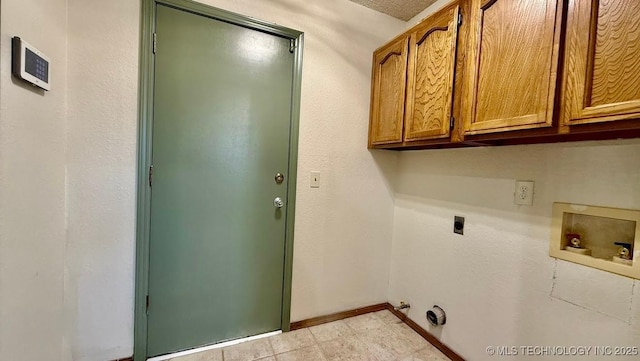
[348,0,438,21]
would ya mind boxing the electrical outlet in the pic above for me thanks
[515,180,534,206]
[310,171,320,188]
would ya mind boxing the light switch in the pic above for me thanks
[310,171,320,188]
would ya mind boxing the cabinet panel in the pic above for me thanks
[562,0,640,125]
[404,4,460,141]
[463,0,562,134]
[369,37,409,146]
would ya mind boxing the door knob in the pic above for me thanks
[273,197,284,208]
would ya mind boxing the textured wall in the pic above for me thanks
[64,0,141,360]
[64,0,403,359]
[391,5,640,359]
[5,1,638,361]
[389,140,640,360]
[0,1,68,360]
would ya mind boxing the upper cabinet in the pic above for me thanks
[404,4,461,141]
[369,2,462,147]
[368,37,408,146]
[368,0,640,150]
[462,0,563,134]
[561,0,640,126]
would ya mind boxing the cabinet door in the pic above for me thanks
[404,3,460,141]
[561,0,640,126]
[369,37,409,146]
[462,0,563,134]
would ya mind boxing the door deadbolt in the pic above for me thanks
[275,172,285,184]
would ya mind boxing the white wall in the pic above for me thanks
[14,1,637,360]
[64,0,141,360]
[0,1,68,361]
[388,140,640,360]
[63,0,403,359]
[388,5,640,359]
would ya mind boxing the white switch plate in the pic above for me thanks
[515,180,534,206]
[310,171,320,188]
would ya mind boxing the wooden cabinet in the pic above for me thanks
[560,0,640,126]
[367,0,640,150]
[368,37,408,146]
[369,2,461,147]
[404,4,461,141]
[462,0,563,134]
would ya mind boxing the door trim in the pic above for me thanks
[134,1,303,359]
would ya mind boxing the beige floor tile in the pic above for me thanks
[275,345,326,361]
[428,345,450,360]
[318,335,378,361]
[389,323,431,351]
[167,313,448,361]
[308,320,354,343]
[168,348,222,361]
[374,310,403,325]
[344,313,385,332]
[398,346,451,361]
[357,326,420,360]
[269,328,316,354]
[223,338,274,361]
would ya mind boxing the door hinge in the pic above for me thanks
[149,165,154,187]
[457,13,463,26]
[146,295,150,314]
[289,38,296,53]
[450,116,455,130]
[153,33,157,54]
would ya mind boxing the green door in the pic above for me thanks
[147,4,295,357]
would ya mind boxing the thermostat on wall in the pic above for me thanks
[12,37,51,91]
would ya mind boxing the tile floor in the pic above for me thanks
[168,310,451,361]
